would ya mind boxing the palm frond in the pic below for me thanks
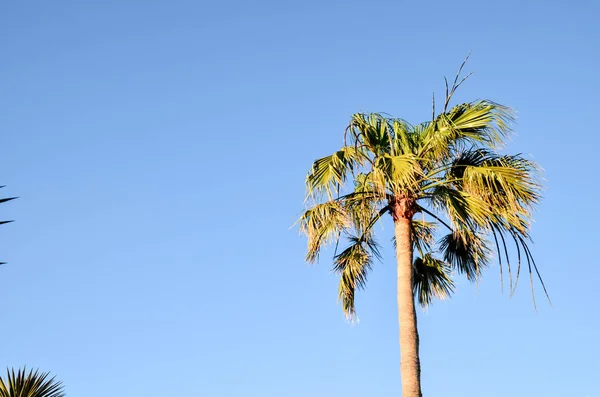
[460,155,541,212]
[306,146,365,199]
[428,185,492,231]
[0,368,65,397]
[413,254,455,306]
[347,113,393,156]
[343,176,388,233]
[298,201,350,263]
[446,100,514,146]
[348,172,387,203]
[411,219,437,256]
[390,118,415,155]
[419,101,515,162]
[374,153,422,194]
[334,235,380,320]
[439,230,491,281]
[449,149,547,304]
[487,219,550,305]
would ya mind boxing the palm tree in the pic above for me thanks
[298,61,546,397]
[0,368,65,397]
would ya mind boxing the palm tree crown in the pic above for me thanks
[0,368,65,397]
[298,78,547,319]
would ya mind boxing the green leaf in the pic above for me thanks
[374,153,421,193]
[306,146,364,198]
[298,201,350,264]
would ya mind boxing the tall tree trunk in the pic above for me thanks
[393,211,422,397]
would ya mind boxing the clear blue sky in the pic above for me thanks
[1,1,598,396]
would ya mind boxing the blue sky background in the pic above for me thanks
[1,1,598,396]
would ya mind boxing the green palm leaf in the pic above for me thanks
[306,146,364,198]
[375,153,422,194]
[298,201,350,264]
[422,101,514,158]
[347,113,392,156]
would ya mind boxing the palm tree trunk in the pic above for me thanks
[394,214,422,397]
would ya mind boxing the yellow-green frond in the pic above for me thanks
[446,100,514,146]
[374,153,422,194]
[447,149,542,235]
[390,118,414,155]
[298,201,350,264]
[348,113,391,155]
[334,236,379,321]
[352,172,387,199]
[411,219,437,255]
[306,146,364,199]
[460,156,542,213]
[419,100,515,161]
[429,185,492,231]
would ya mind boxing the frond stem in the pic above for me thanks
[415,205,454,232]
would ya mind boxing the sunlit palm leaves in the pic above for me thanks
[333,235,381,317]
[0,368,64,397]
[298,201,349,263]
[306,147,365,198]
[299,67,545,319]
